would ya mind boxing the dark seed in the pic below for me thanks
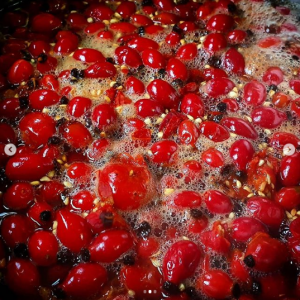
[185,287,199,299]
[251,281,262,296]
[142,0,153,6]
[80,248,90,262]
[243,254,255,268]
[60,96,69,104]
[190,209,203,219]
[232,283,241,299]
[138,65,145,71]
[37,53,48,63]
[40,210,52,222]
[123,255,135,265]
[221,165,232,176]
[208,56,222,68]
[246,29,254,37]
[216,102,227,112]
[177,0,189,5]
[21,50,32,61]
[163,281,180,295]
[53,287,66,299]
[100,212,114,228]
[292,55,299,61]
[78,70,85,79]
[57,248,75,264]
[19,96,29,109]
[27,78,36,90]
[56,117,67,127]
[267,84,278,92]
[286,111,293,121]
[70,68,79,78]
[13,243,29,258]
[171,78,184,88]
[227,2,237,13]
[48,136,61,145]
[212,114,223,123]
[106,57,115,64]
[158,68,166,77]
[172,24,183,35]
[265,24,279,34]
[138,26,145,35]
[137,221,151,238]
[85,118,93,128]
[235,170,247,181]
[0,168,11,192]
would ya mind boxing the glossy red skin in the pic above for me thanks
[84,62,117,78]
[68,96,92,118]
[198,270,233,299]
[131,14,153,27]
[196,2,215,20]
[221,117,258,140]
[89,229,133,263]
[28,40,51,57]
[178,119,199,147]
[1,215,34,247]
[98,30,113,40]
[230,250,251,283]
[40,74,59,91]
[279,153,300,187]
[230,139,255,171]
[128,37,159,52]
[125,76,145,94]
[259,274,287,300]
[246,197,285,229]
[200,121,230,142]
[290,79,300,95]
[176,43,198,60]
[67,13,88,31]
[159,111,187,138]
[150,140,178,164]
[31,13,61,33]
[73,48,105,63]
[252,107,287,129]
[291,98,300,117]
[288,236,300,264]
[166,58,188,81]
[137,237,159,258]
[0,97,23,119]
[117,1,136,19]
[206,14,234,32]
[71,190,95,211]
[62,263,107,299]
[203,33,227,53]
[8,59,34,84]
[56,210,92,253]
[202,148,224,168]
[3,182,34,210]
[62,122,92,148]
[6,153,54,181]
[115,46,142,68]
[204,190,232,214]
[28,231,58,266]
[169,190,202,208]
[110,22,137,35]
[204,78,235,97]
[121,262,162,299]
[231,217,267,243]
[263,67,284,85]
[84,22,105,34]
[165,32,181,46]
[272,92,291,108]
[67,162,92,182]
[85,4,113,21]
[227,29,247,44]
[54,32,79,55]
[147,79,179,109]
[245,232,288,272]
[88,138,110,160]
[98,160,152,210]
[243,80,267,106]
[19,112,56,149]
[6,259,40,295]
[180,93,204,118]
[37,55,58,74]
[188,217,208,234]
[223,48,245,74]
[92,103,117,129]
[135,99,163,118]
[162,240,201,284]
[182,160,202,184]
[0,123,16,144]
[275,187,300,210]
[27,202,54,228]
[270,132,300,149]
[142,49,165,69]
[29,89,60,110]
[36,181,64,207]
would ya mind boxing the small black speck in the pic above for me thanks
[70,79,78,84]
[216,102,227,112]
[265,24,279,34]
[286,111,293,121]
[78,70,85,79]
[158,68,166,77]
[80,248,90,262]
[123,255,135,265]
[163,281,180,295]
[235,170,247,181]
[232,283,241,299]
[71,68,79,78]
[172,24,183,35]
[267,84,278,92]
[19,96,29,109]
[37,53,48,63]
[138,26,145,36]
[213,114,223,123]
[244,254,255,268]
[185,286,199,299]
[227,2,237,13]
[13,243,29,258]
[48,136,61,145]
[106,57,115,64]
[207,56,222,68]
[138,65,145,71]
[53,287,66,299]
[251,281,262,296]
[171,78,184,88]
[292,55,299,61]
[246,29,254,37]
[57,248,75,265]
[142,0,153,6]
[40,210,52,222]
[60,96,69,104]
[21,50,32,62]
[190,209,203,219]
[221,165,232,176]
[137,221,151,238]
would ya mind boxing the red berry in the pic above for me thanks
[245,232,288,272]
[196,2,215,20]
[230,250,251,283]
[8,59,33,84]
[61,263,107,299]
[67,96,92,118]
[56,209,92,253]
[28,40,50,57]
[97,30,113,40]
[115,46,142,68]
[223,48,245,74]
[243,80,267,106]
[125,76,145,94]
[0,123,16,144]
[221,117,258,139]
[84,61,117,78]
[85,4,113,21]
[259,274,287,300]
[203,77,235,97]
[92,103,117,129]
[67,13,88,31]
[203,33,227,53]
[3,182,34,210]
[40,74,59,91]
[165,32,181,46]
[227,29,247,44]
[180,93,204,118]
[176,43,198,60]
[147,79,179,109]
[272,92,291,108]
[6,259,40,295]
[169,190,202,208]
[202,148,224,168]
[37,180,64,206]
[178,119,200,147]
[252,107,287,129]
[246,196,285,228]
[162,240,201,284]
[200,121,230,142]
[290,217,300,237]
[29,89,60,110]
[73,48,105,63]
[89,229,133,263]
[0,97,23,119]
[62,122,92,148]
[150,140,178,164]
[117,1,136,19]
[263,66,284,85]
[166,58,188,81]
[37,55,58,74]
[84,22,105,34]
[27,202,54,227]
[71,190,95,211]
[28,231,58,266]
[67,162,92,182]
[270,132,300,149]
[229,139,255,171]
[1,215,34,247]
[231,217,267,243]
[290,79,300,95]
[204,190,232,214]
[198,270,233,299]
[131,14,153,27]
[54,31,79,55]
[291,98,300,117]
[142,48,165,69]
[275,187,300,210]
[88,138,110,160]
[6,153,54,181]
[128,37,159,52]
[206,14,234,32]
[135,99,163,118]
[279,153,300,187]
[110,22,137,35]
[31,13,61,33]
